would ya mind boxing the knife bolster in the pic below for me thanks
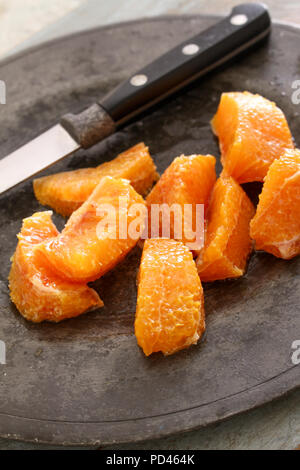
[61,104,116,149]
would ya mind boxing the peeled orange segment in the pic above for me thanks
[36,176,146,283]
[196,177,255,282]
[212,92,294,184]
[250,149,300,259]
[9,212,103,323]
[34,142,158,217]
[135,238,205,356]
[146,154,216,250]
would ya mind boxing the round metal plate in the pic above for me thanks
[0,16,299,446]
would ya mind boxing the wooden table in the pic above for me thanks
[3,0,300,58]
[0,0,299,450]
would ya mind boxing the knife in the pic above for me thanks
[0,3,271,195]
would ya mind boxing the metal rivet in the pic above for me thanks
[182,43,200,56]
[230,14,248,26]
[130,74,148,87]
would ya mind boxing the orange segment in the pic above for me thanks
[36,177,146,283]
[135,238,205,356]
[146,154,216,249]
[196,177,255,282]
[9,212,103,323]
[250,149,300,259]
[34,142,158,216]
[212,92,294,183]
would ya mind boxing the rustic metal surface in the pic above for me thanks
[0,16,299,446]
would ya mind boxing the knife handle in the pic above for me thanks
[61,3,271,148]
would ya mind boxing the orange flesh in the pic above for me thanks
[250,149,300,259]
[36,177,146,283]
[146,154,216,249]
[135,238,205,356]
[212,92,294,184]
[9,212,103,323]
[34,142,158,216]
[196,177,255,282]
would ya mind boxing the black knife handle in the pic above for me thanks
[61,3,271,148]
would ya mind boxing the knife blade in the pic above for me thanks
[0,3,271,195]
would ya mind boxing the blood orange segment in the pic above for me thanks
[135,238,205,356]
[196,177,255,282]
[9,212,103,323]
[250,149,300,259]
[212,92,294,183]
[34,142,158,217]
[146,154,216,249]
[36,177,146,283]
